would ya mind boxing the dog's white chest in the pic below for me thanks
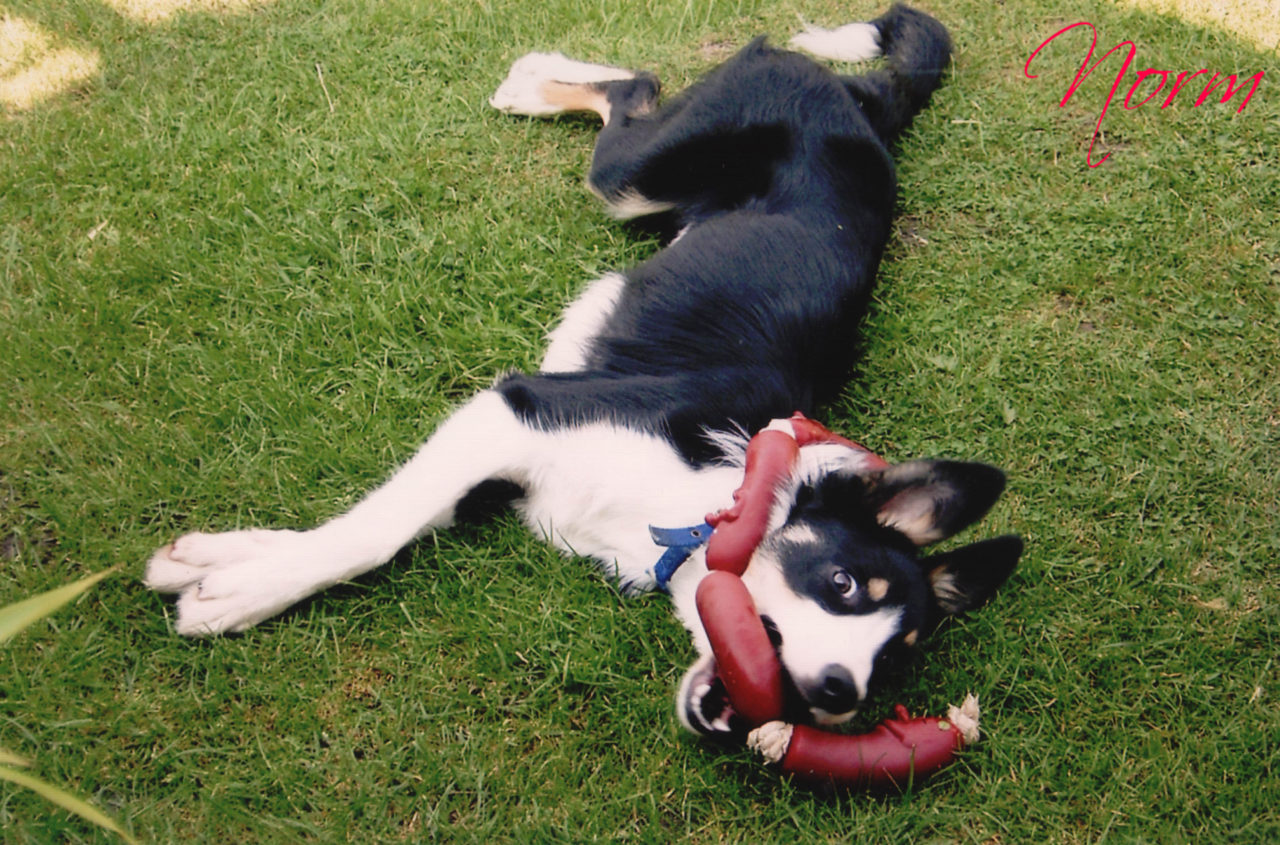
[514,423,738,591]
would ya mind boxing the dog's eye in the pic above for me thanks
[832,569,856,596]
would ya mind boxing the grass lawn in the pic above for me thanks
[2,0,1277,840]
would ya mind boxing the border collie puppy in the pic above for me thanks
[146,4,1022,737]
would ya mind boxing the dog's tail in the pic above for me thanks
[793,4,953,143]
[865,4,952,140]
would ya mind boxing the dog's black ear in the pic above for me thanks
[861,460,1007,546]
[920,535,1023,615]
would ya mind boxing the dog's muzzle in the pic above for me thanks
[676,617,863,735]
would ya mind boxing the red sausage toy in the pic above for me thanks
[704,413,888,576]
[694,571,785,726]
[704,429,798,575]
[747,700,980,789]
[694,416,980,789]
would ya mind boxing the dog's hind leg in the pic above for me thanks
[581,77,676,220]
[794,5,952,144]
[146,391,539,636]
[489,54,669,219]
[789,20,883,63]
[489,53,655,123]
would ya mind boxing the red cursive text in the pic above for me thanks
[1025,21,1264,167]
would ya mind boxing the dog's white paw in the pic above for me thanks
[172,566,316,636]
[147,529,322,636]
[145,529,301,592]
[489,52,633,115]
[789,22,882,63]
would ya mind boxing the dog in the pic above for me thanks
[146,3,1022,738]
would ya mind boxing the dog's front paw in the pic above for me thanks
[145,529,300,592]
[147,529,320,636]
[489,52,633,115]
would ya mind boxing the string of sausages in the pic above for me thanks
[695,413,979,788]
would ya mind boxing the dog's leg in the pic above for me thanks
[788,21,883,63]
[798,6,953,143]
[540,272,626,373]
[579,77,671,220]
[146,391,536,636]
[490,54,668,219]
[489,53,642,121]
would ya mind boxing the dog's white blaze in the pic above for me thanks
[741,551,902,711]
[779,523,821,546]
[541,272,626,373]
[797,442,884,483]
[788,22,882,63]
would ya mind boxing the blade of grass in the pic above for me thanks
[1,570,137,841]
[0,766,139,845]
[0,748,31,767]
[0,568,117,644]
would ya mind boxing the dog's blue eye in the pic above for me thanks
[832,570,856,596]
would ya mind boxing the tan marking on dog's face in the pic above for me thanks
[866,577,889,602]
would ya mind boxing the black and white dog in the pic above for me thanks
[146,4,1022,737]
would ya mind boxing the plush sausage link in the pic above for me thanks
[704,428,799,575]
[696,415,976,790]
[694,570,785,726]
[704,414,888,574]
[787,411,890,470]
[748,697,981,789]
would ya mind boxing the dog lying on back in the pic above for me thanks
[147,4,1022,737]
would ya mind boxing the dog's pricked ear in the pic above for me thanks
[922,535,1023,615]
[862,460,1007,546]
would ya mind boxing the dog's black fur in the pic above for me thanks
[499,6,955,464]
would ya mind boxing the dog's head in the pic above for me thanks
[679,452,1021,735]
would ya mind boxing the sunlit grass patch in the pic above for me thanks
[100,0,270,24]
[1112,0,1279,52]
[0,16,98,111]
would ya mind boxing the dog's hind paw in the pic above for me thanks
[789,22,882,63]
[489,52,633,116]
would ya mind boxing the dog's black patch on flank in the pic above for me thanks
[454,479,526,524]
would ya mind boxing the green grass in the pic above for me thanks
[2,0,1278,840]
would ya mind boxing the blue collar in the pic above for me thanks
[647,522,714,591]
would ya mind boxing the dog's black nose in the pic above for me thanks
[813,664,860,713]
